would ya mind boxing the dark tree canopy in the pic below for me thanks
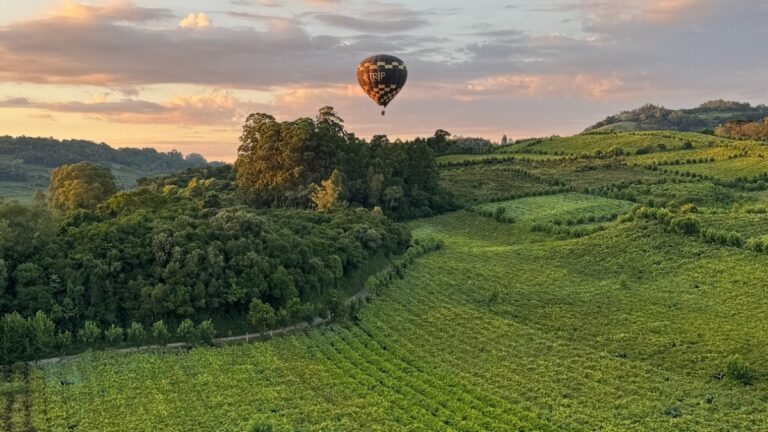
[235,107,454,219]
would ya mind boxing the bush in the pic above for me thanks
[104,325,124,347]
[726,355,755,385]
[78,321,101,346]
[176,319,198,344]
[198,320,216,346]
[680,203,698,214]
[151,320,170,344]
[126,322,146,347]
[670,216,701,235]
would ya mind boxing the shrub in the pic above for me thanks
[670,216,701,235]
[176,319,198,344]
[680,203,699,214]
[198,320,216,346]
[104,325,124,347]
[726,355,755,385]
[151,320,171,344]
[78,321,101,346]
[126,322,146,347]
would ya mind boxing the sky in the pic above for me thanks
[1,0,768,162]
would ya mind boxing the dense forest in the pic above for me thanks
[0,135,208,171]
[585,100,768,133]
[0,107,451,364]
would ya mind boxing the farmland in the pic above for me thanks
[20,206,768,431]
[7,129,768,431]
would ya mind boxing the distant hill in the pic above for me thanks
[0,135,209,201]
[585,100,768,133]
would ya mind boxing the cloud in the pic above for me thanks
[179,13,212,29]
[314,13,428,32]
[0,1,363,88]
[0,92,257,125]
[48,0,173,22]
[462,73,642,101]
[313,2,431,33]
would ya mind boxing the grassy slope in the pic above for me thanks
[25,207,768,431]
[12,129,768,431]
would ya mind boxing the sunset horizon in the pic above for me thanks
[3,0,767,162]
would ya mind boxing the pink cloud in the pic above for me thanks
[0,92,259,126]
[463,73,644,101]
[47,0,173,22]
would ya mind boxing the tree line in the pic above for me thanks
[0,135,208,171]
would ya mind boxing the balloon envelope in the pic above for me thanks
[357,54,408,112]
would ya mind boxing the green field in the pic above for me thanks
[20,205,768,431]
[473,193,634,225]
[9,129,768,431]
[499,132,727,156]
[439,165,559,205]
[669,157,768,181]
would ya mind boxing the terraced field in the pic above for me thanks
[670,157,768,181]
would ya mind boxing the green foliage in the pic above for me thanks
[680,203,699,214]
[176,319,198,344]
[311,169,345,211]
[31,208,768,431]
[105,325,124,347]
[78,321,101,346]
[670,216,701,235]
[126,322,146,347]
[248,298,276,332]
[151,320,170,344]
[586,101,768,133]
[50,162,118,211]
[0,136,209,201]
[235,107,452,219]
[726,355,755,385]
[198,320,216,346]
[0,185,409,361]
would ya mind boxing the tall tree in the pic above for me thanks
[50,162,118,211]
[311,169,345,211]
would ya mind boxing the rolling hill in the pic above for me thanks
[7,129,768,430]
[585,100,768,133]
[0,136,209,201]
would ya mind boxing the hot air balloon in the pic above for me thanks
[357,54,408,116]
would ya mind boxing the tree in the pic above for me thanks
[127,322,146,347]
[0,259,8,309]
[311,169,345,211]
[78,320,101,346]
[1,312,30,362]
[105,325,124,347]
[151,320,171,344]
[54,331,72,355]
[248,298,276,332]
[235,108,345,207]
[12,263,54,317]
[501,135,508,146]
[198,320,216,345]
[28,311,55,357]
[176,319,198,344]
[50,162,118,211]
[269,266,298,307]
